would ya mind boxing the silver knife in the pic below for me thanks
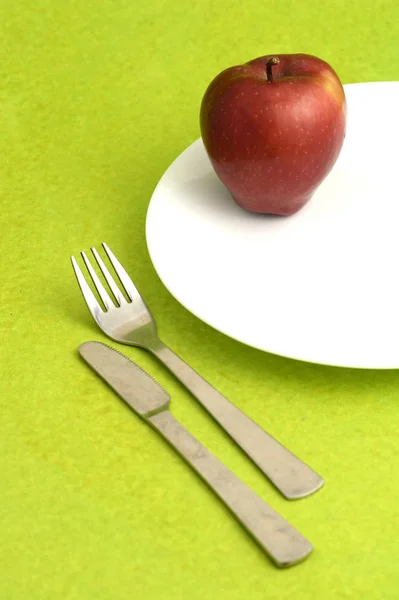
[79,341,313,568]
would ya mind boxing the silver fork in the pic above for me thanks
[71,243,323,500]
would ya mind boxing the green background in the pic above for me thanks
[1,0,399,598]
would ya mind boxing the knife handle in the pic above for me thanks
[151,344,323,500]
[148,410,312,568]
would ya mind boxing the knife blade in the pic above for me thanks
[79,341,313,568]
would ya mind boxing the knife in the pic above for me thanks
[79,341,313,568]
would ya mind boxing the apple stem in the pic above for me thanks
[266,56,280,82]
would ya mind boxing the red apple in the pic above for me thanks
[200,53,347,215]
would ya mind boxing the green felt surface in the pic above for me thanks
[1,0,399,597]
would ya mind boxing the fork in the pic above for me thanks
[71,243,323,500]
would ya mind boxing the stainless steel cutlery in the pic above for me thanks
[71,243,323,500]
[79,341,313,568]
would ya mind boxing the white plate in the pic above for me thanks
[146,82,399,369]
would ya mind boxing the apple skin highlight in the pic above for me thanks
[200,53,347,215]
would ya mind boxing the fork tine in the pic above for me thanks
[81,251,113,311]
[91,247,127,306]
[71,256,104,316]
[102,242,141,302]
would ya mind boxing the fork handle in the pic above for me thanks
[148,410,312,568]
[151,344,323,500]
